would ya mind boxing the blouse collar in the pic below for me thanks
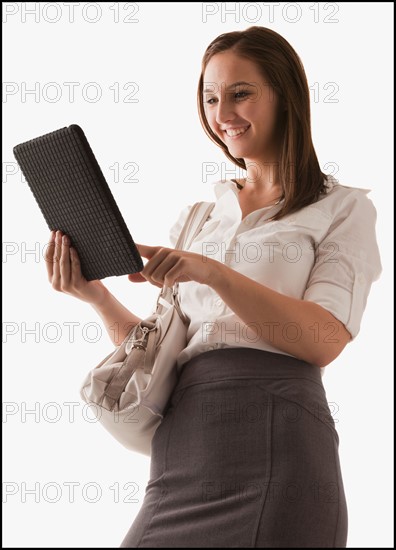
[212,178,285,209]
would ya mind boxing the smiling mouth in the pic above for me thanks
[223,125,251,139]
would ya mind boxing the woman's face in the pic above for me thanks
[203,50,282,165]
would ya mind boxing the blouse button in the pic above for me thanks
[215,299,222,306]
[244,218,251,225]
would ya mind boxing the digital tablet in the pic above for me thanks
[13,124,144,281]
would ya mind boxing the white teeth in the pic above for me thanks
[226,126,250,137]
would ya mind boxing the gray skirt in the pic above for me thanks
[120,348,348,548]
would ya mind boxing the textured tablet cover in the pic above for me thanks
[13,124,144,281]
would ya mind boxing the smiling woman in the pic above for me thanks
[197,26,329,222]
[115,26,382,548]
[35,27,382,548]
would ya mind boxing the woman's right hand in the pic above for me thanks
[45,230,109,306]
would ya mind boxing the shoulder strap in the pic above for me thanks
[175,201,215,251]
[155,201,215,312]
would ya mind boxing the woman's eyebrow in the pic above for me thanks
[203,81,252,93]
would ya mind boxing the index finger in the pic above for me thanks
[136,243,159,259]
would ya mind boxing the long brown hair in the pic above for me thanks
[197,26,329,221]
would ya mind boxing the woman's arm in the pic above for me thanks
[45,230,143,347]
[209,262,351,369]
[90,289,142,347]
[134,243,350,368]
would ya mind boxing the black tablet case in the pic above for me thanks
[13,124,144,281]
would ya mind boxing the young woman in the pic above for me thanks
[47,26,382,548]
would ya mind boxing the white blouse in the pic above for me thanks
[167,175,382,376]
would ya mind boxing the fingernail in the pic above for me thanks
[62,235,69,245]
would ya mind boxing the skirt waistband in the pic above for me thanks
[173,348,337,441]
[177,347,323,390]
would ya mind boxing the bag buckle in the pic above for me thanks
[129,323,156,351]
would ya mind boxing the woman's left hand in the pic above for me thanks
[127,244,221,289]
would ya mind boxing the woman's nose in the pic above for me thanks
[215,100,236,126]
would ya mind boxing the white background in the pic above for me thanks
[3,2,393,547]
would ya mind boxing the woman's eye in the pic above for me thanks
[234,91,249,100]
[205,91,250,105]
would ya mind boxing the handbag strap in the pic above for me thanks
[175,201,216,252]
[156,201,216,309]
[102,201,216,410]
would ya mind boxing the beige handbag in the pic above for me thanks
[79,201,215,456]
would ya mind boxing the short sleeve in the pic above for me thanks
[303,190,382,340]
[168,203,193,248]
